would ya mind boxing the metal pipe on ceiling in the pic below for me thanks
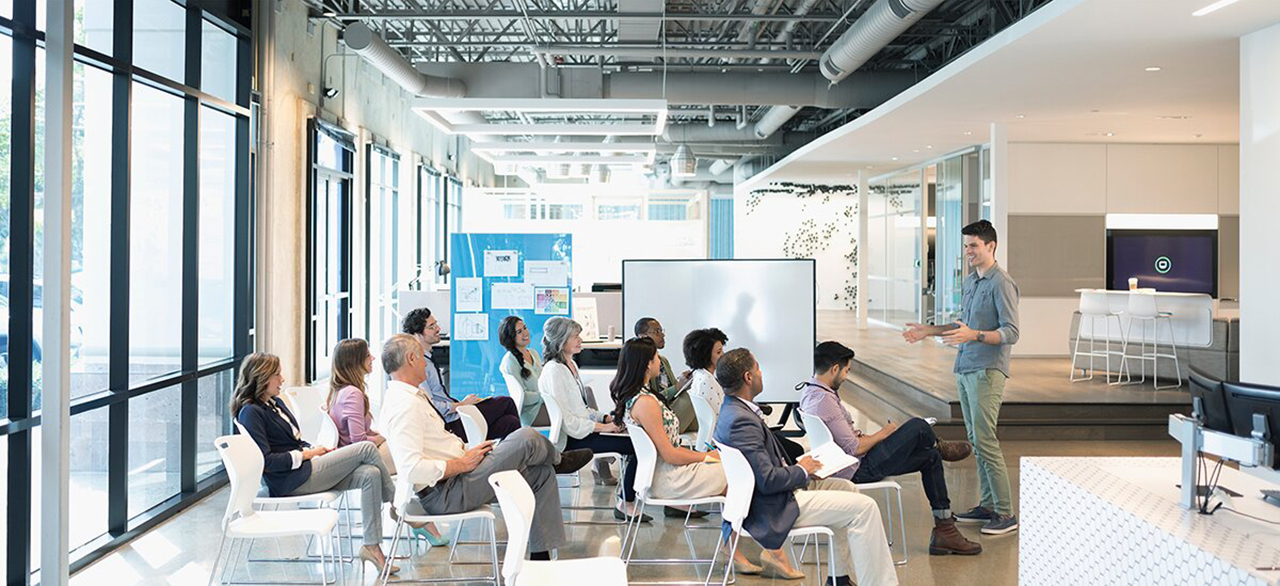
[335,11,846,22]
[342,22,467,98]
[820,0,946,83]
[533,45,824,60]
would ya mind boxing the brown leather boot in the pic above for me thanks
[930,516,983,555]
[936,439,973,462]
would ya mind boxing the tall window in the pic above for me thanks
[307,122,354,381]
[370,145,401,346]
[0,3,252,580]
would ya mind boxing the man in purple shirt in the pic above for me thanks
[798,341,982,556]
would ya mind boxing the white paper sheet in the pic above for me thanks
[535,287,570,315]
[453,313,490,341]
[524,260,569,287]
[455,277,484,312]
[803,442,860,479]
[484,250,520,277]
[491,282,535,310]
[573,297,600,340]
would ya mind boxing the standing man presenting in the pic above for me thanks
[902,219,1020,535]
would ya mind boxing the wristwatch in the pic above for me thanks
[976,332,986,343]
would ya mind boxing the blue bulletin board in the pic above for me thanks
[449,233,573,399]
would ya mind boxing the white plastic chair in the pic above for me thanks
[622,423,725,572]
[283,386,329,445]
[488,470,628,586]
[502,373,529,420]
[382,475,499,584]
[797,411,907,565]
[1122,291,1182,389]
[208,434,342,586]
[688,393,717,453]
[456,404,488,449]
[1070,290,1129,384]
[540,390,627,524]
[710,442,836,586]
[316,406,339,450]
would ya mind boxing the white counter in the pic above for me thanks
[1021,457,1280,585]
[1075,289,1216,348]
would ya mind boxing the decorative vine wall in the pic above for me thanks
[746,181,859,311]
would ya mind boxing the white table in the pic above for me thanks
[1075,289,1216,348]
[1021,457,1280,585]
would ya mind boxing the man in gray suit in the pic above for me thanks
[714,348,897,586]
[379,334,591,560]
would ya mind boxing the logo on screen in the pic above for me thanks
[1154,256,1172,274]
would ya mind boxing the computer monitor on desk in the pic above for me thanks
[1223,381,1280,469]
[1189,367,1233,433]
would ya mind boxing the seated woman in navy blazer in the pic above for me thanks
[231,352,399,575]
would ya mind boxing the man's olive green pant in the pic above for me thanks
[956,369,1013,516]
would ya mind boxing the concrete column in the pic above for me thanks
[1239,23,1280,386]
[989,122,1009,267]
[42,0,74,582]
[857,170,869,330]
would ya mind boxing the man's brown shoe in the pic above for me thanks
[936,439,973,462]
[929,516,982,555]
[554,449,593,474]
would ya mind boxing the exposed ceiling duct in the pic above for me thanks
[750,0,944,140]
[820,0,947,84]
[343,22,466,98]
[604,71,913,107]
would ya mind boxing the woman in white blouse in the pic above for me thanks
[538,317,646,521]
[683,328,729,416]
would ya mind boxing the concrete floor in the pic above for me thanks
[70,415,1179,585]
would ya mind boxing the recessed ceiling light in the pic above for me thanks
[891,157,899,161]
[963,131,972,136]
[1193,0,1247,17]
[1015,114,1025,119]
[913,149,920,153]
[1158,115,1192,120]
[1145,66,1162,72]
[1104,132,1116,137]
[926,145,933,149]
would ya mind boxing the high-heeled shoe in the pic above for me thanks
[758,550,804,580]
[412,526,451,547]
[357,547,400,576]
[731,554,764,575]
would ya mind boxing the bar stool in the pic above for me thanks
[1122,291,1182,389]
[1070,290,1128,384]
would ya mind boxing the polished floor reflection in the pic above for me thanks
[70,405,1179,585]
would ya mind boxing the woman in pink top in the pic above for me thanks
[327,339,448,547]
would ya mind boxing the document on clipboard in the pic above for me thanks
[802,442,860,479]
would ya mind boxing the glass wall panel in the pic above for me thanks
[129,82,184,383]
[866,171,922,327]
[200,19,237,102]
[133,0,186,81]
[197,370,232,479]
[128,385,182,518]
[935,156,965,325]
[199,106,235,364]
[75,0,114,57]
[72,62,113,399]
[29,412,109,569]
[0,33,10,420]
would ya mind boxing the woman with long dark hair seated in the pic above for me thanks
[497,316,549,427]
[231,352,398,574]
[612,336,764,574]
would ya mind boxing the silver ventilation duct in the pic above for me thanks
[343,22,466,98]
[820,0,946,83]
[753,106,800,140]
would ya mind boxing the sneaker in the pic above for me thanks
[981,514,1019,535]
[955,506,995,524]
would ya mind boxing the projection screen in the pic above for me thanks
[622,259,816,405]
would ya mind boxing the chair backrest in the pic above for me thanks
[588,384,615,414]
[540,391,565,445]
[715,442,754,534]
[316,406,340,449]
[625,423,659,501]
[1127,291,1160,318]
[688,393,717,451]
[502,373,527,418]
[283,386,327,445]
[392,475,415,515]
[489,470,536,584]
[456,404,488,449]
[1079,290,1111,316]
[798,410,833,448]
[233,419,249,436]
[215,434,264,528]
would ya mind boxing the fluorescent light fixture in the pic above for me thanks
[1105,214,1218,230]
[1193,0,1246,16]
[1145,66,1162,72]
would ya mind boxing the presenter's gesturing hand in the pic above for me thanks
[902,323,932,343]
[940,321,978,345]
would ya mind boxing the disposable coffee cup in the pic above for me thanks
[1128,277,1138,291]
[607,326,616,341]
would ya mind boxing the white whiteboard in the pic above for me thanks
[623,259,815,404]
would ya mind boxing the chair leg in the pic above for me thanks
[703,531,725,586]
[447,518,467,564]
[382,515,407,585]
[894,487,908,566]
[720,532,741,586]
[207,532,229,586]
[885,489,895,548]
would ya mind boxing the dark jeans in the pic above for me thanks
[852,417,950,512]
[443,396,524,443]
[566,432,637,502]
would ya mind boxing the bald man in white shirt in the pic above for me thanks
[379,334,592,559]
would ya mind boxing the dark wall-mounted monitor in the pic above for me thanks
[1106,229,1218,297]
